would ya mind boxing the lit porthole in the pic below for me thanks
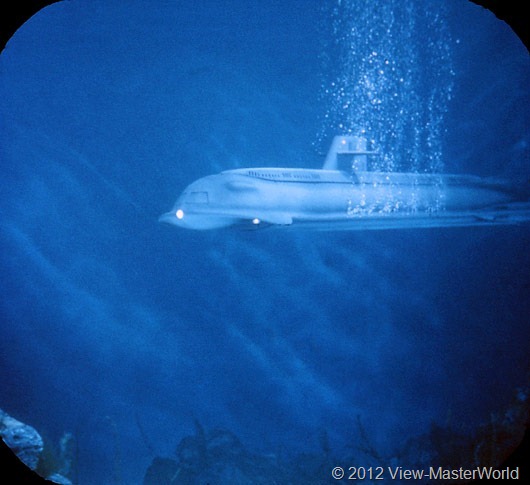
[176,209,184,219]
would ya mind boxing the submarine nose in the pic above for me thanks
[158,209,184,226]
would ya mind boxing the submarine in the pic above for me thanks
[159,135,530,231]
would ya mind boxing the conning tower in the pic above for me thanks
[323,135,376,172]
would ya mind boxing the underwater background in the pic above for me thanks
[1,0,529,483]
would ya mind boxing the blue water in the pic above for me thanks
[1,1,529,483]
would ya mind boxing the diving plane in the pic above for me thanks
[159,136,530,231]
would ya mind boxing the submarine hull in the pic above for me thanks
[160,167,530,231]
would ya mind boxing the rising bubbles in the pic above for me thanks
[317,0,454,178]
